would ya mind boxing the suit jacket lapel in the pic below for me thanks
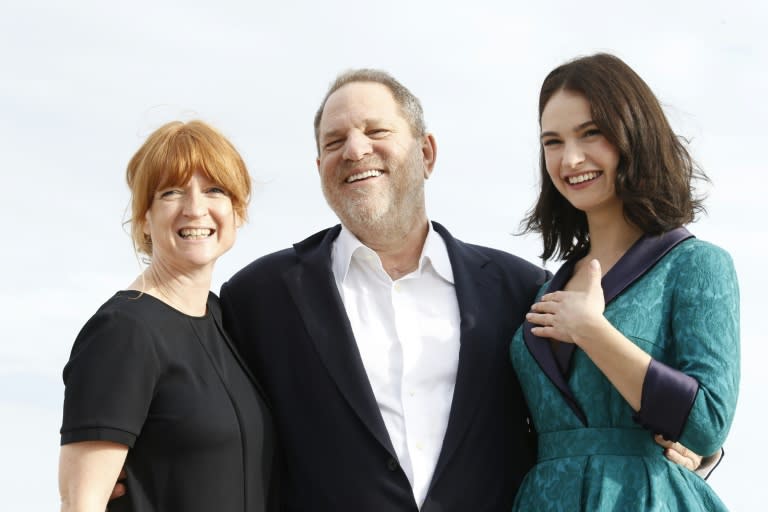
[522,227,694,426]
[429,222,499,487]
[282,226,395,456]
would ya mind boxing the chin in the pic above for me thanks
[333,198,388,227]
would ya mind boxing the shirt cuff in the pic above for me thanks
[632,358,699,440]
[60,426,136,447]
[696,448,724,480]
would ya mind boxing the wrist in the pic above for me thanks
[572,314,610,348]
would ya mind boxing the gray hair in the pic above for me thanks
[313,68,426,153]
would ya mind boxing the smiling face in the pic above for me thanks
[540,89,621,216]
[143,171,238,274]
[316,81,435,239]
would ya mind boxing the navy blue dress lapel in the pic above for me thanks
[522,227,694,426]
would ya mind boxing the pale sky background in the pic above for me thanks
[1,0,765,509]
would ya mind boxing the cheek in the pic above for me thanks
[600,141,621,172]
[318,153,339,175]
[317,164,335,188]
[610,154,620,175]
[543,153,560,181]
[220,202,235,221]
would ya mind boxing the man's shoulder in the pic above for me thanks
[464,240,537,267]
[224,226,338,288]
[463,240,548,282]
[434,222,544,274]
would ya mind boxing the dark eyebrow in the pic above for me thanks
[540,120,597,140]
[540,130,558,140]
[576,120,598,131]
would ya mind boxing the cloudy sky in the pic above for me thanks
[1,0,764,508]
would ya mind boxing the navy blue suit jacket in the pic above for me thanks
[220,222,549,511]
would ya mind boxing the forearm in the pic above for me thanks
[59,441,128,512]
[575,316,651,411]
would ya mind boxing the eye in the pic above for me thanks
[367,128,389,138]
[158,189,181,198]
[583,128,602,138]
[206,186,229,196]
[323,139,344,151]
[541,138,562,147]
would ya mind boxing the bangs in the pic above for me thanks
[152,130,236,194]
[127,119,251,255]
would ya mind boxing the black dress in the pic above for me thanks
[60,291,275,512]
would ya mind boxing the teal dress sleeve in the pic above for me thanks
[671,243,740,455]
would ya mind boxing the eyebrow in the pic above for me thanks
[320,118,390,142]
[540,120,597,140]
[319,130,344,143]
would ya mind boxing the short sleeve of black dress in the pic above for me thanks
[61,293,161,447]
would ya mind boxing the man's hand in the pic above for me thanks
[109,469,127,501]
[655,434,702,471]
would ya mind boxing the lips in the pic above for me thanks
[345,169,383,183]
[178,228,214,239]
[566,171,602,185]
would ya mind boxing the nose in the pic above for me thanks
[342,131,372,161]
[562,141,585,170]
[182,190,207,218]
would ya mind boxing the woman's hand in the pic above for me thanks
[527,258,652,411]
[527,259,606,345]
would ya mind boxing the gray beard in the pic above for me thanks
[322,150,427,242]
[335,185,425,240]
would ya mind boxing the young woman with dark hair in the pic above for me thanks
[511,53,739,511]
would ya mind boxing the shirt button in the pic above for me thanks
[386,457,399,471]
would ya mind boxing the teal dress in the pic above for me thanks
[510,231,739,511]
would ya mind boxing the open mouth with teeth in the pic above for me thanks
[567,171,602,185]
[346,169,383,183]
[178,228,215,239]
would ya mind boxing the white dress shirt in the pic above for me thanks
[331,223,461,508]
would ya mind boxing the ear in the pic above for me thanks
[142,210,151,235]
[316,156,321,174]
[421,133,437,179]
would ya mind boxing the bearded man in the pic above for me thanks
[217,69,708,511]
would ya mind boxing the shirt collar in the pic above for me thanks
[331,221,455,285]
